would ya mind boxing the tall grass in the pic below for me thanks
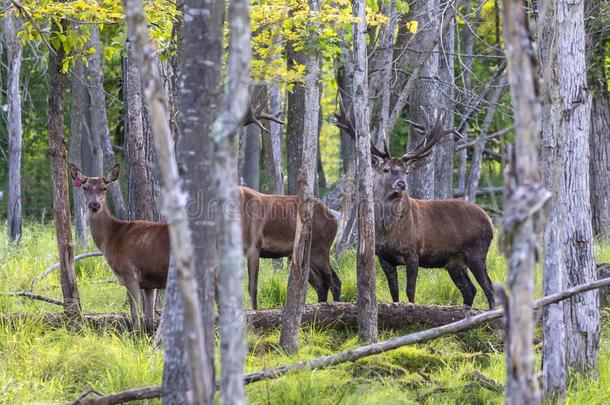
[1,223,609,404]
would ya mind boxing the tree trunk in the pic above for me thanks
[4,11,23,242]
[171,0,226,401]
[500,1,545,403]
[352,0,378,343]
[433,6,455,200]
[124,38,154,221]
[286,44,305,196]
[212,0,250,400]
[47,16,81,317]
[538,1,567,399]
[69,54,89,247]
[242,122,261,190]
[87,25,127,219]
[539,0,600,393]
[406,0,452,200]
[262,84,284,194]
[123,1,213,403]
[586,0,610,239]
[279,0,321,353]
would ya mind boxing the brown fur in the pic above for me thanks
[70,164,168,332]
[239,186,341,309]
[373,158,495,309]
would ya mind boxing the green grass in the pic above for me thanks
[1,222,609,404]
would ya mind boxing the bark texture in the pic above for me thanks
[501,0,544,403]
[123,0,213,403]
[212,0,250,400]
[69,56,89,247]
[406,0,454,200]
[47,16,81,317]
[279,0,321,352]
[241,122,261,190]
[87,25,127,218]
[352,0,378,343]
[286,44,305,196]
[172,0,225,401]
[262,84,284,194]
[125,38,154,221]
[5,11,23,242]
[586,0,610,239]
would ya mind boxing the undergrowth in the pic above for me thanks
[1,223,609,404]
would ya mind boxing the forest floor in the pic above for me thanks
[1,223,610,404]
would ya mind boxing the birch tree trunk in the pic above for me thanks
[4,11,23,242]
[538,0,567,399]
[352,0,378,343]
[69,56,89,247]
[123,1,213,403]
[586,0,610,239]
[212,0,250,399]
[87,25,127,218]
[279,0,321,352]
[48,16,81,317]
[124,37,154,221]
[501,0,545,403]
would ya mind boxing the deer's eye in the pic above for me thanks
[83,187,89,191]
[383,168,389,173]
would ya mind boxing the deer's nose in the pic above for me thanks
[395,180,407,190]
[88,202,101,211]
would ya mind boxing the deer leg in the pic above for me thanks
[125,280,143,332]
[247,251,260,310]
[328,264,342,301]
[405,258,419,304]
[466,257,495,309]
[143,288,156,333]
[308,268,328,302]
[446,265,477,307]
[379,257,399,302]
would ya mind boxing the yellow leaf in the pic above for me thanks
[406,20,418,33]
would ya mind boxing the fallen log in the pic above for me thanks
[0,302,498,333]
[65,275,610,405]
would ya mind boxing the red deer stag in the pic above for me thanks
[335,109,495,309]
[70,164,168,332]
[239,186,341,309]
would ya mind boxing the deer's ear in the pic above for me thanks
[69,164,87,186]
[371,156,382,169]
[104,164,120,184]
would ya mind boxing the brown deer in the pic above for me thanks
[70,164,168,331]
[335,110,495,309]
[239,186,341,309]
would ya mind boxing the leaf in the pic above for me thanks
[406,20,418,33]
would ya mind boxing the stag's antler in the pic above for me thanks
[243,89,285,132]
[333,98,390,160]
[400,110,462,169]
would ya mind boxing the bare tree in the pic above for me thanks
[212,0,251,399]
[87,25,127,218]
[500,1,545,403]
[539,0,600,396]
[69,56,89,247]
[286,44,305,196]
[351,0,378,343]
[124,37,154,221]
[47,14,80,317]
[279,0,321,352]
[4,10,23,242]
[123,0,213,403]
